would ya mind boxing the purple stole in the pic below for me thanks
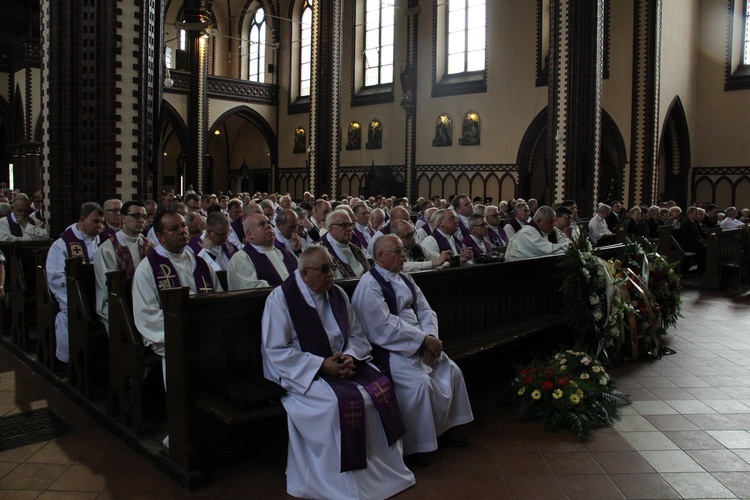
[243,243,297,287]
[320,233,369,278]
[379,223,392,235]
[409,243,427,262]
[487,226,508,247]
[6,215,33,237]
[432,229,463,253]
[99,225,118,246]
[351,226,373,249]
[349,231,364,250]
[112,234,153,279]
[281,276,406,472]
[422,224,433,237]
[417,214,427,227]
[508,218,524,234]
[61,227,95,264]
[220,242,238,260]
[230,216,244,243]
[187,236,203,255]
[146,250,214,293]
[456,217,470,238]
[462,234,492,259]
[548,230,559,244]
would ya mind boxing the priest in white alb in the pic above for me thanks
[504,205,571,262]
[261,246,415,499]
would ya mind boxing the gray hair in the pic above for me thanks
[533,206,555,222]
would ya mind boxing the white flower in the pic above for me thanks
[590,295,600,305]
[592,310,602,321]
[582,269,591,280]
[581,357,591,366]
[599,377,608,386]
[580,373,590,380]
[559,358,567,365]
[582,252,591,260]
[592,365,602,373]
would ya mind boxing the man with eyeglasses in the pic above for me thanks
[461,214,494,259]
[261,246,415,499]
[352,235,474,466]
[505,206,571,262]
[94,201,153,333]
[420,209,474,266]
[351,202,374,258]
[392,220,451,272]
[227,213,298,290]
[100,199,123,242]
[47,202,104,363]
[194,212,237,272]
[550,206,575,243]
[483,205,509,247]
[320,210,370,279]
[503,201,531,241]
[365,205,411,258]
[0,193,48,241]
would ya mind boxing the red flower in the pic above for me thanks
[557,378,569,387]
[520,368,530,375]
[541,380,554,391]
[524,376,533,384]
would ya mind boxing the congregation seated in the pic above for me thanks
[0,194,49,241]
[505,206,571,262]
[549,205,575,244]
[484,205,509,247]
[94,201,153,333]
[132,210,222,386]
[420,209,473,265]
[100,199,123,242]
[366,205,411,257]
[588,203,615,245]
[721,206,746,230]
[391,219,450,272]
[605,200,624,231]
[350,202,374,258]
[646,205,662,239]
[627,206,649,238]
[194,212,238,271]
[414,206,437,244]
[261,246,415,499]
[46,202,104,362]
[451,194,474,240]
[273,208,306,256]
[503,201,531,241]
[319,209,370,279]
[308,199,331,241]
[678,206,708,274]
[227,213,298,290]
[352,235,474,466]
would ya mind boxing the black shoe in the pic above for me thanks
[404,453,433,466]
[440,428,469,447]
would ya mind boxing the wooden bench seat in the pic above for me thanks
[10,240,52,351]
[703,227,743,289]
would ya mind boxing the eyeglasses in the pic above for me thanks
[209,229,228,237]
[126,213,146,220]
[472,222,488,227]
[304,264,338,274]
[105,209,121,214]
[382,247,405,254]
[401,232,416,239]
[330,222,353,229]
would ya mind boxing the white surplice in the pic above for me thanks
[0,213,48,241]
[93,230,151,333]
[351,266,473,455]
[226,244,295,290]
[504,225,570,262]
[46,224,100,362]
[262,271,415,500]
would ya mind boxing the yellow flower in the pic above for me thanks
[560,365,567,371]
[580,373,590,380]
[570,394,581,404]
[552,389,563,399]
[592,366,602,373]
[518,387,526,395]
[531,390,542,400]
[577,389,584,398]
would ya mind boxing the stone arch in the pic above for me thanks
[661,96,691,207]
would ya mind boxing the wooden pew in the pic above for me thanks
[35,247,58,371]
[107,270,162,434]
[702,227,743,290]
[10,240,52,351]
[657,225,695,273]
[66,257,109,397]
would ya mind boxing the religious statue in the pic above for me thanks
[346,122,361,150]
[433,113,452,147]
[459,112,480,146]
[366,119,382,150]
[293,127,306,153]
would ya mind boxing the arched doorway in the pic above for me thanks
[159,101,188,195]
[208,106,277,195]
[659,96,690,207]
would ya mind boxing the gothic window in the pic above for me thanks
[300,0,313,97]
[248,7,267,82]
[363,0,395,87]
[726,0,750,90]
[744,0,750,64]
[432,0,487,97]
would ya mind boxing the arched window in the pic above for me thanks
[446,0,485,75]
[248,7,267,82]
[727,0,750,89]
[744,0,750,64]
[299,0,313,97]
[363,0,395,87]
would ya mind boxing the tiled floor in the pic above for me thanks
[0,286,749,498]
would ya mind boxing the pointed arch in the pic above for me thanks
[660,96,691,207]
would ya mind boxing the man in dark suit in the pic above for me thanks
[678,206,707,274]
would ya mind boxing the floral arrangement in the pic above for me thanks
[559,233,629,361]
[512,350,631,440]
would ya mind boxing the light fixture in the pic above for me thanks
[179,8,212,31]
[164,67,174,88]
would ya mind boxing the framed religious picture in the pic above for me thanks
[366,119,382,149]
[293,127,306,153]
[459,111,480,146]
[433,113,452,147]
[346,121,361,150]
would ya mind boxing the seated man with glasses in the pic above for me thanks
[392,220,451,272]
[502,201,531,241]
[261,246,414,499]
[352,235,474,466]
[483,205,509,247]
[461,214,493,259]
[227,213,298,290]
[505,206,571,262]
[100,199,123,242]
[193,212,237,272]
[319,210,370,279]
[550,206,575,244]
[420,209,474,266]
[0,193,49,241]
[94,201,154,333]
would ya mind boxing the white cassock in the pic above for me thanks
[132,245,222,383]
[352,266,474,455]
[721,217,746,230]
[146,226,159,246]
[504,225,570,262]
[0,214,49,241]
[587,214,612,244]
[414,226,431,244]
[46,224,100,362]
[421,230,460,257]
[196,234,233,271]
[365,230,385,258]
[503,219,526,241]
[226,244,294,290]
[274,226,305,254]
[262,271,415,500]
[93,230,151,333]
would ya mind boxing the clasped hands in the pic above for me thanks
[421,335,443,367]
[321,352,356,379]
